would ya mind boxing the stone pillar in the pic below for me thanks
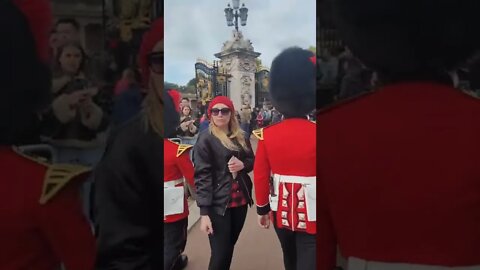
[215,30,260,114]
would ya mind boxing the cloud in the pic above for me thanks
[165,0,316,85]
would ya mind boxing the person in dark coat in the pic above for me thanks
[194,96,255,270]
[94,18,165,270]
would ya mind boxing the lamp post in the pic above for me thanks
[224,0,248,31]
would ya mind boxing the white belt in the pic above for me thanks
[270,174,316,222]
[164,178,183,188]
[348,257,480,270]
[164,178,185,217]
[273,174,316,185]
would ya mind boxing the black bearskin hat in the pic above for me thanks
[0,0,52,145]
[164,89,180,138]
[269,47,316,117]
[332,0,480,82]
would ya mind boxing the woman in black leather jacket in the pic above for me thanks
[193,96,254,270]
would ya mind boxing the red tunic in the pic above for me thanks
[163,139,195,223]
[0,147,95,270]
[317,82,480,270]
[253,118,316,234]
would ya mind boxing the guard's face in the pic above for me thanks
[211,103,231,128]
[150,40,164,97]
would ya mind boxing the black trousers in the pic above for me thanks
[164,218,188,270]
[273,214,316,270]
[207,205,248,270]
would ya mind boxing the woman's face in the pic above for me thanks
[59,45,82,74]
[211,103,231,129]
[182,106,191,116]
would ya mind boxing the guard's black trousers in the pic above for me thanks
[273,214,316,270]
[164,218,188,270]
[207,205,248,270]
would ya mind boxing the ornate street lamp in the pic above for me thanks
[239,4,248,26]
[224,1,248,31]
[225,4,234,26]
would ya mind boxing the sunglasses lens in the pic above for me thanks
[221,108,231,114]
[211,108,230,116]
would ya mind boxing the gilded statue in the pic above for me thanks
[197,78,213,106]
[116,0,152,42]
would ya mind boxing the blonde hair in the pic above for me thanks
[142,79,163,137]
[209,112,249,152]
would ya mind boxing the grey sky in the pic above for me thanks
[165,0,316,86]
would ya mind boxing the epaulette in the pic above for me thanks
[40,164,91,204]
[252,128,264,140]
[12,146,91,204]
[176,144,193,157]
[317,90,375,116]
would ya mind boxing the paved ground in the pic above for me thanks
[183,203,284,270]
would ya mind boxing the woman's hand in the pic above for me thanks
[258,214,270,229]
[228,156,244,173]
[180,122,189,132]
[200,215,214,235]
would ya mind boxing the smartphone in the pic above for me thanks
[65,79,89,94]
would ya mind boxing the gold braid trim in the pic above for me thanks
[39,164,91,204]
[252,128,264,140]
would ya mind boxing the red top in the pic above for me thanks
[163,139,195,223]
[228,180,247,208]
[113,79,131,96]
[253,118,317,234]
[317,82,480,270]
[0,147,95,270]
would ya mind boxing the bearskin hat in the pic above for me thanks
[332,0,480,82]
[0,0,52,145]
[164,89,180,138]
[269,47,316,117]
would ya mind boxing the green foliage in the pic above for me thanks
[164,82,180,90]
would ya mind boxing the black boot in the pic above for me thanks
[172,254,188,270]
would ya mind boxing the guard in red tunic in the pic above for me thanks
[253,47,317,270]
[164,89,196,270]
[317,1,480,270]
[0,1,95,269]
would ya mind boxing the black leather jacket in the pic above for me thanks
[94,114,164,269]
[193,130,254,216]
